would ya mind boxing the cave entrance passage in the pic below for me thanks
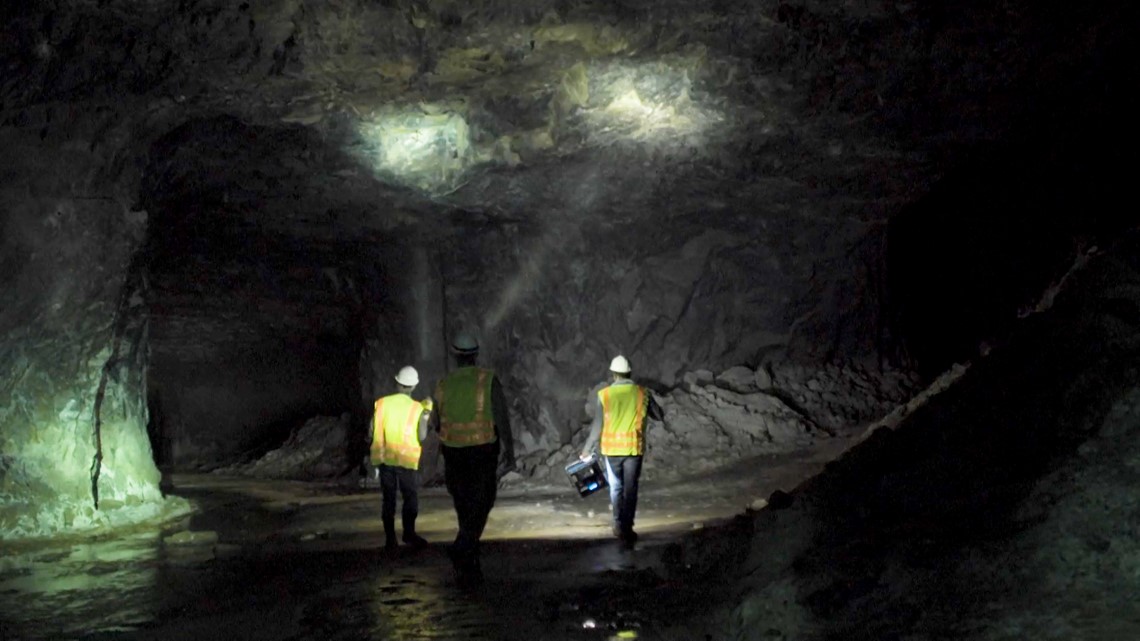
[135,117,382,472]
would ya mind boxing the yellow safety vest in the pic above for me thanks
[371,393,426,469]
[599,383,648,456]
[436,367,497,447]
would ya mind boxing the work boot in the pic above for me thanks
[403,532,428,549]
[402,516,428,549]
[449,546,483,589]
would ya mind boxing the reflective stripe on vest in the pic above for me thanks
[599,384,647,456]
[436,367,497,447]
[371,393,425,469]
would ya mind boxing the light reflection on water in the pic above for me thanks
[0,446,841,640]
[0,531,162,640]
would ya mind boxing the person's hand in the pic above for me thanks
[498,456,517,477]
[579,451,591,461]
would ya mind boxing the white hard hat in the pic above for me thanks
[609,355,632,374]
[451,332,479,354]
[394,365,420,387]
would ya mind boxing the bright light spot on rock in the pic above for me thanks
[584,60,722,145]
[599,87,697,138]
[583,618,597,629]
[354,107,471,193]
[606,89,654,117]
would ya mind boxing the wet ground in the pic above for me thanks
[0,439,853,641]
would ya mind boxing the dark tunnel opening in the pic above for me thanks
[135,117,383,472]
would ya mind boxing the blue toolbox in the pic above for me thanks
[565,454,608,498]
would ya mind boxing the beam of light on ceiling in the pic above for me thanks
[481,164,601,336]
[582,60,722,145]
[353,107,472,194]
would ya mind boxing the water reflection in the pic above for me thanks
[0,530,162,640]
[0,446,842,640]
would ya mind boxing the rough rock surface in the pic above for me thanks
[661,233,1140,639]
[0,119,189,540]
[514,358,918,484]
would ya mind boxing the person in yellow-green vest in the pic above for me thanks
[428,332,515,586]
[371,365,433,551]
[579,355,664,546]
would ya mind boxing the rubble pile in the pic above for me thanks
[518,359,920,484]
[228,359,918,485]
[215,414,355,480]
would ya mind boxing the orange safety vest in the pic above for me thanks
[371,393,426,469]
[436,367,497,447]
[599,383,648,456]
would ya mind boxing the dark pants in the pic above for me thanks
[441,442,499,562]
[604,455,643,534]
[379,465,420,538]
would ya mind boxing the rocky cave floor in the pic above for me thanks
[0,438,850,641]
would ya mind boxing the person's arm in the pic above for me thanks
[646,391,664,422]
[428,388,441,434]
[492,376,515,471]
[580,394,603,459]
[418,398,433,443]
[368,402,379,445]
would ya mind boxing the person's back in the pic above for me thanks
[437,366,496,447]
[580,355,664,545]
[371,366,431,550]
[598,383,649,456]
[431,333,514,587]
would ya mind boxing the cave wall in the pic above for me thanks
[0,106,181,539]
[425,208,893,465]
[670,231,1140,640]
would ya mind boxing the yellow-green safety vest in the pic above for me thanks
[436,367,497,447]
[371,393,427,469]
[599,383,648,456]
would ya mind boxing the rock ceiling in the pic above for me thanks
[8,0,1132,241]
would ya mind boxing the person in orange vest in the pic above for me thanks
[370,365,433,550]
[579,355,664,546]
[429,332,515,586]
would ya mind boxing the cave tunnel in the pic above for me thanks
[137,116,381,471]
[3,0,1140,639]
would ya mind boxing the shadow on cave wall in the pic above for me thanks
[886,25,1140,378]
